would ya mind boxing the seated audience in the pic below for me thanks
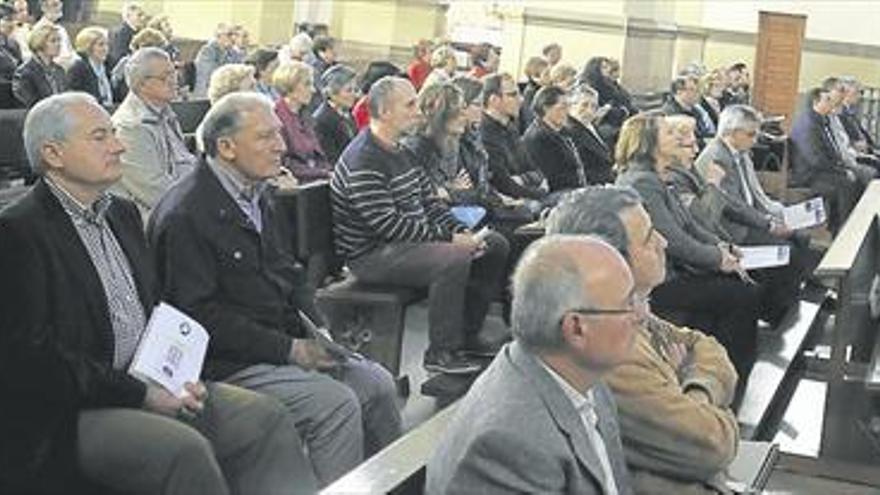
[331,76,509,374]
[66,26,114,107]
[548,186,739,494]
[149,92,401,486]
[246,48,281,100]
[564,84,615,184]
[839,77,877,154]
[524,85,587,193]
[110,27,166,101]
[480,72,547,202]
[542,42,562,67]
[407,38,432,92]
[229,24,249,62]
[146,15,180,62]
[662,74,715,148]
[427,235,635,494]
[307,35,336,87]
[468,42,498,79]
[422,44,457,89]
[548,62,577,91]
[207,62,255,104]
[720,62,750,107]
[108,1,145,66]
[520,55,548,126]
[112,47,198,219]
[790,87,863,234]
[696,106,818,324]
[9,0,31,61]
[313,64,358,165]
[0,92,317,495]
[273,60,332,182]
[282,31,312,62]
[12,21,65,107]
[615,112,759,401]
[578,56,638,146]
[193,23,237,97]
[824,76,880,174]
[351,60,401,130]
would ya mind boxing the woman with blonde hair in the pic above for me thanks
[12,21,64,107]
[207,63,255,104]
[698,69,726,128]
[615,111,760,402]
[67,26,114,106]
[548,62,577,91]
[273,60,331,182]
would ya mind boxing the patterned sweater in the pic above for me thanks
[330,129,466,260]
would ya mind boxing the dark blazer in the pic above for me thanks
[108,22,135,67]
[427,341,633,494]
[66,53,114,105]
[524,118,585,192]
[0,46,18,109]
[313,101,356,165]
[12,57,65,108]
[616,161,723,278]
[564,116,615,184]
[840,105,876,150]
[0,180,153,493]
[789,108,849,186]
[480,112,546,200]
[148,162,318,380]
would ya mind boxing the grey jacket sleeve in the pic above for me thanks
[115,123,173,213]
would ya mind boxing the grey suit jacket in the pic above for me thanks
[426,341,632,495]
[694,138,774,244]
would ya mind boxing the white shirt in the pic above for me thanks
[540,361,619,495]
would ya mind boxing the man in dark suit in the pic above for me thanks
[427,235,636,494]
[565,84,615,184]
[0,92,316,494]
[789,87,862,234]
[149,92,402,486]
[108,1,145,66]
[662,74,715,150]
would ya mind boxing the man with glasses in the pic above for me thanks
[546,186,740,494]
[427,235,636,494]
[113,47,197,220]
[697,105,819,326]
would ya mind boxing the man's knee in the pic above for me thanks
[315,378,362,428]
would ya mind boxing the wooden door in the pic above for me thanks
[753,11,806,131]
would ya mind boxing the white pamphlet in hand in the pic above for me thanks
[129,302,209,398]
[739,245,790,270]
[783,197,826,230]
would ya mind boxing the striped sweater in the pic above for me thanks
[330,129,466,260]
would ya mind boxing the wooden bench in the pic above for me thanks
[321,402,458,494]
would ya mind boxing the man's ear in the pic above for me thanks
[560,312,589,350]
[215,135,236,162]
[40,141,64,172]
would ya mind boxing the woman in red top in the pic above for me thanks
[407,39,432,91]
[352,60,403,130]
[272,60,331,182]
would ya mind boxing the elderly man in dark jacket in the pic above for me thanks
[0,92,316,495]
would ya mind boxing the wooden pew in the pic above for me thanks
[321,403,458,494]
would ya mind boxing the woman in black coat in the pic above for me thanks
[12,22,65,108]
[312,64,358,165]
[578,56,638,146]
[563,84,615,184]
[66,26,114,107]
[523,85,586,193]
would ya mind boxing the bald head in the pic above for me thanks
[511,235,633,351]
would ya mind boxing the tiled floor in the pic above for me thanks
[391,300,880,493]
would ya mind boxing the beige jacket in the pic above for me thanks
[606,313,739,495]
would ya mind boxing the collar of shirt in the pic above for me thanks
[45,177,113,226]
[538,359,597,425]
[207,156,268,203]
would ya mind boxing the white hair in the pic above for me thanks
[289,32,313,58]
[199,92,274,158]
[23,92,98,175]
[125,46,171,90]
[717,104,761,136]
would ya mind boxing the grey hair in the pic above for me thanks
[321,64,357,99]
[368,76,409,118]
[568,83,598,105]
[125,46,171,90]
[23,92,98,175]
[511,234,603,350]
[717,104,761,136]
[546,185,643,259]
[199,92,274,158]
[839,75,860,91]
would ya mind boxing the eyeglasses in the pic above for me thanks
[146,71,177,83]
[562,293,650,321]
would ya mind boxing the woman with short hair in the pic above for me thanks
[207,63,255,104]
[66,26,114,106]
[312,64,358,164]
[273,60,331,182]
[245,48,280,100]
[12,21,64,107]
